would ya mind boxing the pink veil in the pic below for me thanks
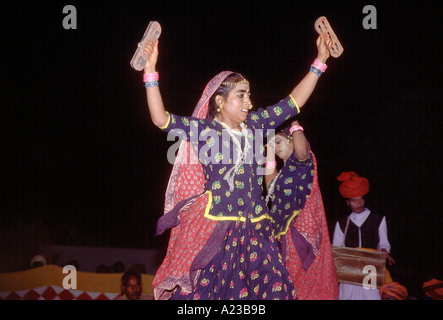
[286,153,339,299]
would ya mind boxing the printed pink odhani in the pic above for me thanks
[284,154,339,299]
[152,71,234,300]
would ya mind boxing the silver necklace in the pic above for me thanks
[215,120,251,192]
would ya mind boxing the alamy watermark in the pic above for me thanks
[62,5,77,30]
[61,5,377,31]
[362,5,377,30]
[62,265,77,289]
[362,264,378,289]
[165,125,277,176]
[60,264,380,291]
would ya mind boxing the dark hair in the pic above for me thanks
[121,270,142,287]
[206,73,249,120]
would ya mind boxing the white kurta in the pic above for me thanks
[332,209,391,300]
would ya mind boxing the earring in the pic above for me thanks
[217,104,222,112]
[248,104,253,110]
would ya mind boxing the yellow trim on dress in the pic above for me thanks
[289,94,300,114]
[203,190,274,223]
[275,209,301,238]
[159,111,171,130]
[272,155,313,238]
[274,190,312,238]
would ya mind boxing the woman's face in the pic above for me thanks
[218,83,251,127]
[270,133,293,161]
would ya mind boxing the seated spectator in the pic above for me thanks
[112,261,125,273]
[379,282,408,300]
[95,264,110,273]
[423,278,443,300]
[30,254,48,268]
[116,270,152,300]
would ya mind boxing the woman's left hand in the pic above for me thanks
[316,33,333,64]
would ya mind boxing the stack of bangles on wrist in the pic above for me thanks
[144,72,159,87]
[265,161,277,168]
[309,59,327,77]
[289,124,304,134]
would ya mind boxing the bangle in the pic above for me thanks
[143,72,159,83]
[145,80,159,88]
[312,59,328,72]
[309,65,322,77]
[289,125,304,135]
[265,161,277,168]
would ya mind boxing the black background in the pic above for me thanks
[1,0,442,297]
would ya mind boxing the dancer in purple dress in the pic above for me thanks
[141,33,333,300]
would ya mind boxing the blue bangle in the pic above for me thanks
[309,65,322,77]
[145,80,159,88]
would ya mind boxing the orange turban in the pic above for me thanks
[337,171,369,199]
[379,282,408,300]
[423,278,443,300]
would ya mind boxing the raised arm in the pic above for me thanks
[290,33,332,109]
[290,120,311,161]
[143,40,169,128]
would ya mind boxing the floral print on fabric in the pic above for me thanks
[161,96,299,223]
[172,218,297,300]
[153,95,300,300]
[269,153,314,237]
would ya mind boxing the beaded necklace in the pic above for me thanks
[215,120,251,192]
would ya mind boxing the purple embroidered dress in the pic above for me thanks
[154,72,301,300]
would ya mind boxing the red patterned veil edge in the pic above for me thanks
[287,153,339,299]
[152,71,235,300]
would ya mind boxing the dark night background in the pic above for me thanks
[1,0,442,297]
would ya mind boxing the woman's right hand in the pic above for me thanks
[143,40,159,73]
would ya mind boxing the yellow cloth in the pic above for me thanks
[0,264,154,295]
